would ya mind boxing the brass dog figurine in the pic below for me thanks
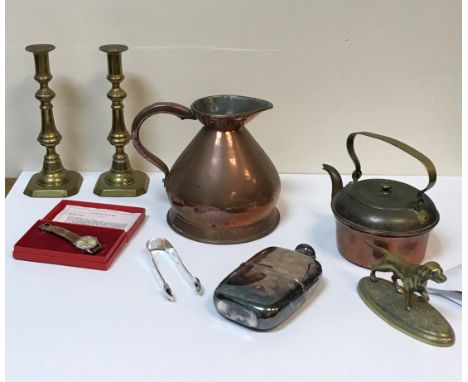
[367,242,447,311]
[358,243,454,346]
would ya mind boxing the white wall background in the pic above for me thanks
[6,0,461,178]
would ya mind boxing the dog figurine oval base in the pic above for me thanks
[358,243,455,347]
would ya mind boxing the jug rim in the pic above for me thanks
[190,94,273,118]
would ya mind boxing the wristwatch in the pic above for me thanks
[39,223,102,255]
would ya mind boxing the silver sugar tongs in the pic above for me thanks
[146,238,203,301]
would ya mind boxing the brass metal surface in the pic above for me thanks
[358,277,454,346]
[94,44,149,197]
[24,44,82,197]
[347,132,437,194]
[132,95,281,243]
[358,243,454,346]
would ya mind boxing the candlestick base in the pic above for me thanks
[93,170,149,197]
[24,171,83,198]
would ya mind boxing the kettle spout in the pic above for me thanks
[322,164,343,200]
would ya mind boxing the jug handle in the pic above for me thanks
[131,102,196,180]
[346,131,437,196]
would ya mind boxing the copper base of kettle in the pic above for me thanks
[335,220,430,269]
[167,208,280,244]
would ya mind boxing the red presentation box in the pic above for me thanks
[13,200,146,270]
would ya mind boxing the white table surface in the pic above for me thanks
[6,172,462,382]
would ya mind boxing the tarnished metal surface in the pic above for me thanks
[335,220,430,269]
[132,95,281,243]
[358,243,454,346]
[23,44,82,197]
[214,244,322,330]
[359,278,454,346]
[94,44,149,197]
[323,132,439,267]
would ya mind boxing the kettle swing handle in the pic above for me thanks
[346,132,437,200]
[131,102,196,181]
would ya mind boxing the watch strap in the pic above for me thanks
[39,223,81,243]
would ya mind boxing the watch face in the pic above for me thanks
[75,236,99,250]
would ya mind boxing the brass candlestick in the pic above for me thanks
[94,44,149,197]
[24,44,83,197]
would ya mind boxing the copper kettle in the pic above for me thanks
[131,95,281,244]
[323,132,439,268]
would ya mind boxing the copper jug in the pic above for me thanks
[131,95,281,244]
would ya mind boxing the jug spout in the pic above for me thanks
[323,164,343,200]
[191,95,273,131]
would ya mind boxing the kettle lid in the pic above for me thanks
[331,178,439,236]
